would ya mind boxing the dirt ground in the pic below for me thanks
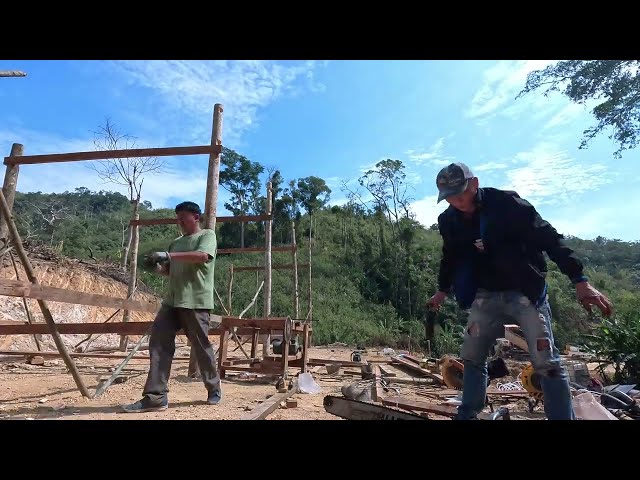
[0,344,545,421]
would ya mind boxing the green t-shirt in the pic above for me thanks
[163,228,217,310]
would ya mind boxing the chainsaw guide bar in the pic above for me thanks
[323,395,428,420]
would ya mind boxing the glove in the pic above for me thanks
[146,251,170,263]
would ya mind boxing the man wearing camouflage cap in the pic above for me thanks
[428,162,612,420]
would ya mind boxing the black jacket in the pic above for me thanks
[437,187,586,308]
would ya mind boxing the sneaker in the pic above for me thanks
[207,389,222,405]
[121,399,168,413]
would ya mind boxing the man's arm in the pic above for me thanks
[514,196,586,283]
[429,215,454,310]
[150,231,217,265]
[513,196,613,316]
[168,251,211,263]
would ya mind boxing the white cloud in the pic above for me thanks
[105,60,327,145]
[466,60,564,122]
[410,194,448,228]
[541,102,592,131]
[473,161,509,172]
[0,128,94,157]
[406,137,453,167]
[499,141,613,206]
[546,207,623,240]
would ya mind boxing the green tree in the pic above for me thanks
[517,60,640,158]
[219,147,264,248]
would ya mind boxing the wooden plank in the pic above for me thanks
[382,396,458,417]
[4,145,223,166]
[504,326,529,352]
[0,321,255,336]
[306,358,380,368]
[221,317,292,330]
[241,379,298,420]
[234,263,310,272]
[0,278,160,313]
[372,365,384,402]
[0,349,190,361]
[378,364,397,377]
[391,355,444,384]
[217,246,294,254]
[130,214,272,226]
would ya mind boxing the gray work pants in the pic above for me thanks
[142,305,220,405]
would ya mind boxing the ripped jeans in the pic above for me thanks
[455,289,575,420]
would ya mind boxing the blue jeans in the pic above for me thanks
[455,290,575,420]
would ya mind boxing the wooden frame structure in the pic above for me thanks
[0,103,314,397]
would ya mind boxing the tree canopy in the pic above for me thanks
[517,60,640,158]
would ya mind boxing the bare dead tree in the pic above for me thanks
[28,201,68,244]
[88,118,165,351]
[88,118,164,270]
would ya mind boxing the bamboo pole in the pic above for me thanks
[291,221,299,319]
[0,188,90,397]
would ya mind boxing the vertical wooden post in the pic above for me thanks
[0,143,22,243]
[227,264,233,314]
[189,103,223,378]
[204,104,224,229]
[291,221,299,319]
[262,181,273,357]
[120,203,140,351]
[307,218,313,323]
[0,189,90,397]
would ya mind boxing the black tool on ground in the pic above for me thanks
[351,350,365,362]
[272,336,301,356]
[424,309,436,346]
[485,357,510,412]
[596,384,640,420]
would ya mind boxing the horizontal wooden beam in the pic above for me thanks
[0,349,190,361]
[234,263,309,272]
[221,317,297,330]
[0,278,161,313]
[0,71,27,78]
[130,214,272,226]
[0,321,264,336]
[4,144,222,166]
[217,246,294,254]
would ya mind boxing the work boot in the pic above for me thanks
[207,389,222,405]
[121,398,168,413]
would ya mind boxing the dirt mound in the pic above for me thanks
[0,242,160,352]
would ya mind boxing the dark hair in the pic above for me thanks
[175,201,202,215]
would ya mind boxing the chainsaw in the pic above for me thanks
[323,395,511,420]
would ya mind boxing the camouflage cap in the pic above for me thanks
[436,162,474,203]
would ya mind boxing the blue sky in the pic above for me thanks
[0,60,637,241]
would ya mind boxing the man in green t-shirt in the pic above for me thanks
[122,201,221,413]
